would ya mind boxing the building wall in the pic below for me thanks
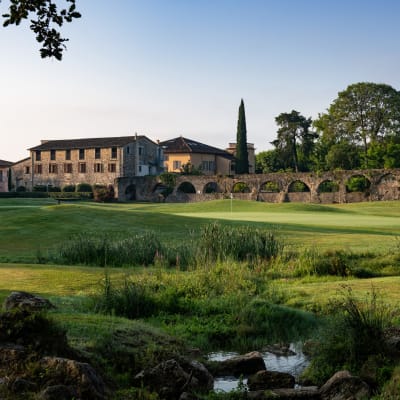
[30,146,122,190]
[226,143,256,173]
[0,167,9,192]
[12,158,32,190]
[164,153,232,175]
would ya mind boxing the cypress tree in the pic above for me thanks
[235,99,249,174]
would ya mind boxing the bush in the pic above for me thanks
[346,176,370,193]
[94,272,157,319]
[16,186,27,192]
[33,185,47,192]
[93,185,115,202]
[198,223,283,263]
[47,186,61,192]
[303,286,394,385]
[58,232,162,267]
[62,184,76,192]
[77,183,93,192]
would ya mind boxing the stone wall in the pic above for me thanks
[117,169,400,204]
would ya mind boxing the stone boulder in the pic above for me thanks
[39,357,105,400]
[3,291,55,312]
[319,370,370,400]
[177,357,214,391]
[263,343,296,357]
[39,384,79,400]
[134,359,201,399]
[215,351,266,377]
[247,370,295,390]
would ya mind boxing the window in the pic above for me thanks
[126,146,130,154]
[164,155,169,161]
[95,148,101,159]
[50,150,56,160]
[35,151,41,161]
[79,149,85,160]
[24,166,30,174]
[108,163,116,173]
[34,164,42,174]
[139,147,143,156]
[201,161,215,172]
[49,164,58,174]
[173,160,181,170]
[79,163,86,173]
[138,165,142,173]
[64,163,73,173]
[0,171,2,182]
[65,149,71,160]
[94,163,103,173]
[111,147,117,159]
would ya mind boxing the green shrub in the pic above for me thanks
[260,181,280,192]
[318,180,339,193]
[303,286,394,385]
[346,175,370,192]
[93,185,115,202]
[62,184,76,192]
[47,186,61,192]
[33,184,47,192]
[16,186,27,192]
[76,183,93,192]
[94,273,157,319]
[58,232,162,267]
[232,182,250,193]
[288,181,309,192]
[198,223,283,263]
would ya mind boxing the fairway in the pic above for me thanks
[1,198,400,261]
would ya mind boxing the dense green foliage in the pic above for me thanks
[235,99,249,174]
[257,82,400,173]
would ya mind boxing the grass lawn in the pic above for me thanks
[1,198,400,262]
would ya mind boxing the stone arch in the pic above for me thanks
[288,180,310,193]
[376,172,399,201]
[317,180,339,193]
[203,181,221,193]
[125,184,136,200]
[260,181,280,193]
[345,174,371,193]
[177,181,196,194]
[232,181,251,193]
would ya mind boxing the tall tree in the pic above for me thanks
[315,82,400,168]
[2,0,81,60]
[235,99,249,174]
[272,110,315,172]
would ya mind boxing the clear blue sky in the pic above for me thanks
[1,0,400,162]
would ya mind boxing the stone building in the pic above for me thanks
[0,160,13,192]
[12,135,163,195]
[160,136,235,175]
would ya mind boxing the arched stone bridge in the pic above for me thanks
[117,169,400,203]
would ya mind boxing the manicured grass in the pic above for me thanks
[1,199,400,261]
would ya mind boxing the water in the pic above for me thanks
[208,343,309,392]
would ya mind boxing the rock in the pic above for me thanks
[263,343,296,357]
[216,351,266,376]
[0,343,26,370]
[11,377,37,393]
[178,357,214,391]
[248,370,295,390]
[3,291,55,312]
[39,385,79,400]
[319,370,370,400]
[39,357,105,400]
[247,386,320,399]
[134,359,200,399]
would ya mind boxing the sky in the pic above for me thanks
[1,0,400,162]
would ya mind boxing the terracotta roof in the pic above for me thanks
[29,135,150,151]
[0,160,13,167]
[159,137,234,158]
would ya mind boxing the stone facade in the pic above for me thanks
[225,142,256,174]
[0,160,13,192]
[118,169,400,203]
[12,135,163,195]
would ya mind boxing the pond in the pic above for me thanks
[208,343,309,392]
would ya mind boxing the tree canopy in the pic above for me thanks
[2,0,81,60]
[314,82,400,168]
[272,110,316,172]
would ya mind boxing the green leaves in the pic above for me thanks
[2,0,81,60]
